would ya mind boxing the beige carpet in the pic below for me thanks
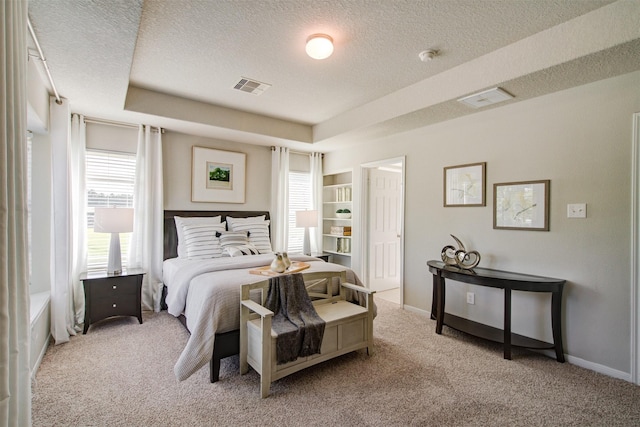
[33,298,640,426]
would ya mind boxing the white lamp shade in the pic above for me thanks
[296,210,318,228]
[305,34,334,60]
[94,207,134,233]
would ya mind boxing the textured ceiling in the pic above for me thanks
[27,0,640,152]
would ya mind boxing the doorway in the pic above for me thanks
[361,157,405,304]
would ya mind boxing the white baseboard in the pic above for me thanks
[565,354,631,382]
[30,291,51,379]
[401,304,632,382]
[31,332,51,381]
[402,304,430,317]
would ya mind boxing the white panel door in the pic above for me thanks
[368,168,401,292]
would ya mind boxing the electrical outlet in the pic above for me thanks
[567,203,587,218]
[466,292,475,305]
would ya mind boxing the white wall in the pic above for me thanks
[27,55,52,295]
[27,58,49,133]
[30,133,52,294]
[323,71,640,375]
[27,64,53,376]
[162,132,272,211]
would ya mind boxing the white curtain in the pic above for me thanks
[50,98,79,344]
[270,146,289,252]
[310,152,323,253]
[128,125,164,312]
[1,0,32,424]
[70,114,87,326]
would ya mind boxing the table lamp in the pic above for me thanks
[93,207,134,275]
[296,210,318,256]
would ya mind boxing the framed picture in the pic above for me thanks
[493,180,550,231]
[191,146,246,203]
[443,162,486,207]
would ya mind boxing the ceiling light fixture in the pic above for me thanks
[306,34,334,60]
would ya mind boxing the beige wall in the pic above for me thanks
[162,132,272,211]
[324,71,640,375]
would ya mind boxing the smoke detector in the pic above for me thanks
[419,49,439,62]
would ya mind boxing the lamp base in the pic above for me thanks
[303,227,311,256]
[107,232,123,275]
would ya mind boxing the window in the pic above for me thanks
[85,150,136,273]
[287,171,311,253]
[27,132,32,284]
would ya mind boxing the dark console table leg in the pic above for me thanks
[551,290,565,362]
[136,275,143,324]
[503,288,512,360]
[435,275,445,335]
[431,275,438,320]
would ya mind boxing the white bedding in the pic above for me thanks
[163,254,360,381]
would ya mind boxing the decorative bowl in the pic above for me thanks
[336,213,352,219]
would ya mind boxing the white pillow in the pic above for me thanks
[217,230,250,246]
[182,222,226,260]
[174,216,221,258]
[217,231,260,257]
[222,245,260,257]
[226,215,266,230]
[227,220,272,254]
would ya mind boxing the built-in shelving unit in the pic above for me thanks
[323,171,353,267]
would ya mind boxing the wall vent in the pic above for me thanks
[458,87,514,108]
[233,77,271,95]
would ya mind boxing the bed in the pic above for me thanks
[162,210,372,382]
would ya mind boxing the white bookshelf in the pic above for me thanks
[322,171,353,266]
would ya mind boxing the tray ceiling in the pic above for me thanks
[27,0,640,151]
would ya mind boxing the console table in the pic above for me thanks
[427,260,565,362]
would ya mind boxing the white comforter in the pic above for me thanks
[163,254,354,381]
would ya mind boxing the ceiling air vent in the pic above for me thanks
[457,87,514,108]
[233,77,271,95]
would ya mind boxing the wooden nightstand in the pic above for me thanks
[311,253,331,262]
[80,269,145,334]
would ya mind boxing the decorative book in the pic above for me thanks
[330,226,352,236]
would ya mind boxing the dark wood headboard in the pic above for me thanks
[163,210,271,260]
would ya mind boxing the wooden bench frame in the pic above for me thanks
[239,270,375,398]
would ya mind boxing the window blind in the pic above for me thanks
[86,149,136,273]
[287,171,311,253]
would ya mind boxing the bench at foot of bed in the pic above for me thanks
[239,271,375,398]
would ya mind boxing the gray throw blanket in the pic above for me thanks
[265,273,326,364]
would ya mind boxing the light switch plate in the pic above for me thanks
[567,203,587,218]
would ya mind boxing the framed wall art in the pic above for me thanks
[493,180,550,231]
[443,162,486,207]
[191,146,246,203]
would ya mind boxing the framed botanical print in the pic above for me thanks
[443,162,486,207]
[493,180,550,231]
[191,146,246,203]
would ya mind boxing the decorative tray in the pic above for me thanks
[249,261,310,276]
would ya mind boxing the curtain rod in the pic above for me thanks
[271,146,323,157]
[28,18,62,105]
[84,117,164,133]
[84,117,138,129]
